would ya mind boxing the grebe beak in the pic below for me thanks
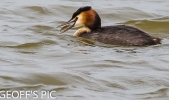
[57,17,78,33]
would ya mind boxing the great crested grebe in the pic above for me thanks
[57,6,161,46]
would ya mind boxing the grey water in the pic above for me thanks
[0,0,169,100]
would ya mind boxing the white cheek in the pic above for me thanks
[75,15,84,27]
[75,20,82,26]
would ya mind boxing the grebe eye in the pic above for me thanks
[75,17,78,21]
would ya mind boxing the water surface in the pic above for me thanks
[0,0,169,100]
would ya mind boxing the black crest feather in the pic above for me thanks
[71,6,91,19]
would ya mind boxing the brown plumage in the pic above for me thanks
[57,6,161,46]
[79,25,161,46]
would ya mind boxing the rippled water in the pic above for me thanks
[0,0,169,100]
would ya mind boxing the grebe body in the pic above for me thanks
[79,25,161,45]
[57,6,161,46]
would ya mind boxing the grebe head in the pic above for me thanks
[57,6,101,33]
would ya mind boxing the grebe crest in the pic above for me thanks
[57,6,161,46]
